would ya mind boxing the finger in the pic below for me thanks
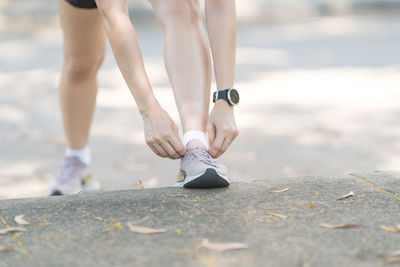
[148,144,161,157]
[207,123,216,147]
[213,137,227,158]
[217,131,238,158]
[160,140,180,159]
[209,130,225,158]
[152,142,168,158]
[215,134,234,158]
[168,136,186,157]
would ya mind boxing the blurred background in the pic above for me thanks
[0,0,400,199]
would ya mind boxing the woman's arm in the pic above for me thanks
[205,0,239,158]
[95,0,186,159]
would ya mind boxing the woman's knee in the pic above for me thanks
[151,0,202,28]
[63,55,104,82]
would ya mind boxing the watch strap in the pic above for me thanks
[217,90,229,100]
[213,89,229,103]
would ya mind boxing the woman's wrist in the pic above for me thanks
[214,98,234,111]
[138,95,161,118]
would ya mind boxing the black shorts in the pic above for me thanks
[65,0,97,9]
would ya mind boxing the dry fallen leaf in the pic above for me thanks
[139,180,144,190]
[102,221,123,232]
[388,250,400,257]
[298,202,316,208]
[336,191,355,201]
[269,187,290,193]
[200,239,248,252]
[320,223,361,229]
[127,223,166,234]
[0,227,27,235]
[383,249,400,264]
[0,246,13,253]
[378,225,400,233]
[14,214,29,225]
[254,217,268,223]
[384,256,400,264]
[268,213,287,219]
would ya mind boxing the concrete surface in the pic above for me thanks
[0,171,399,266]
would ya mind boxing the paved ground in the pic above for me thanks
[0,171,399,266]
[1,3,400,199]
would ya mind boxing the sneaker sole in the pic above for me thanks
[175,168,230,189]
[82,175,101,192]
[48,175,100,196]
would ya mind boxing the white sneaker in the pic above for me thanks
[48,156,100,196]
[175,140,230,188]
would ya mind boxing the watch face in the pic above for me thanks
[229,89,240,105]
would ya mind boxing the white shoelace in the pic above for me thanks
[184,148,218,167]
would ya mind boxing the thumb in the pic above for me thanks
[207,123,216,146]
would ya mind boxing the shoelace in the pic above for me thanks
[184,147,218,167]
[55,157,84,184]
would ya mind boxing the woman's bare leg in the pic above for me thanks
[58,0,106,150]
[49,0,106,196]
[149,0,212,134]
[148,0,230,188]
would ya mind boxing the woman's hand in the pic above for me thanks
[142,104,186,159]
[207,100,239,158]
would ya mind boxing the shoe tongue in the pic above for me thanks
[187,139,207,150]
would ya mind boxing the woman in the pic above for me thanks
[49,0,239,195]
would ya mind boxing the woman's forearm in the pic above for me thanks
[205,0,236,90]
[96,1,158,115]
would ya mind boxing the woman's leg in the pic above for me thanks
[148,0,212,136]
[50,0,106,196]
[149,0,230,188]
[59,0,106,150]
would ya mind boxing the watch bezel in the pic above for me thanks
[227,88,239,106]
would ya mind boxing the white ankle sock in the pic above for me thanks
[65,146,91,166]
[183,131,209,150]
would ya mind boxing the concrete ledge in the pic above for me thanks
[0,171,399,266]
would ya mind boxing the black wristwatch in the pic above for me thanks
[213,88,240,106]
